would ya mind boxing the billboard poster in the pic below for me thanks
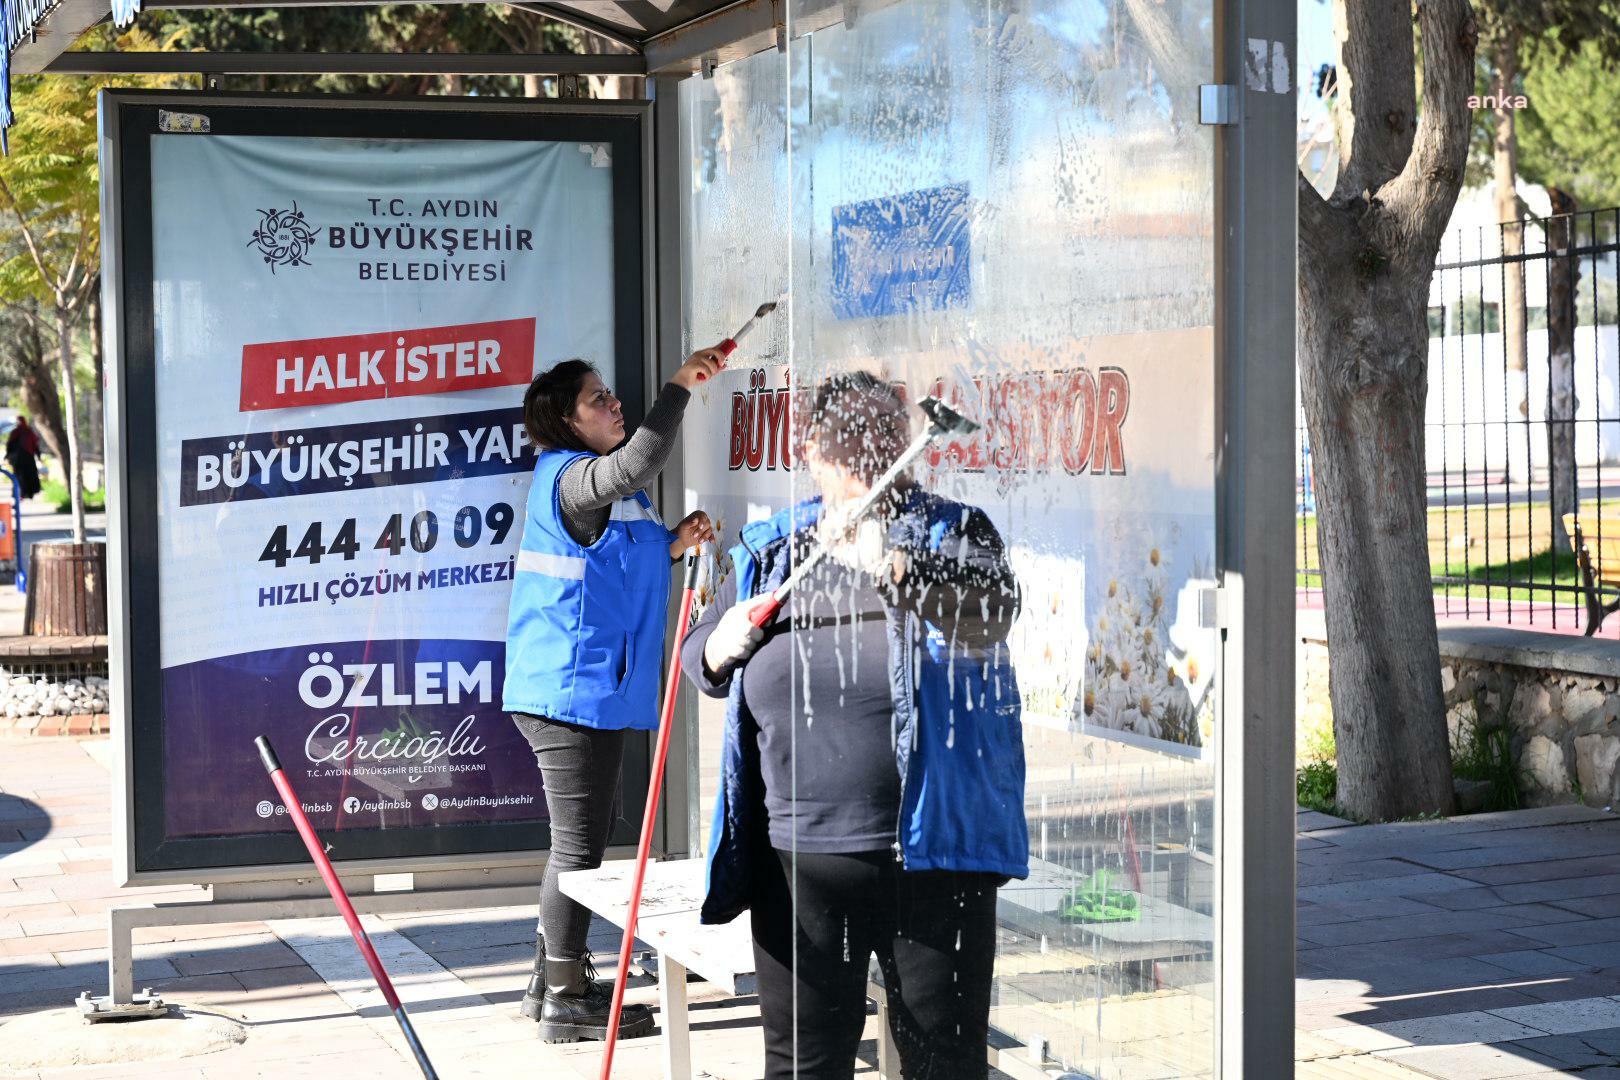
[109,98,646,875]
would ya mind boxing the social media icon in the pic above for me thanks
[421,794,439,811]
[255,800,275,819]
[343,796,360,814]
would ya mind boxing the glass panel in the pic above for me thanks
[679,0,1217,1073]
[677,53,794,857]
[784,1,1218,1078]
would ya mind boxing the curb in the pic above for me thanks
[0,712,111,736]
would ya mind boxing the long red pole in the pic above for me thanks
[599,551,700,1080]
[255,735,439,1080]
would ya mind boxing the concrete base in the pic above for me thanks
[0,1004,246,1069]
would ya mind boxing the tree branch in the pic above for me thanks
[0,176,64,302]
[63,212,92,300]
[1330,0,1417,203]
[1381,0,1479,269]
[72,267,99,312]
[0,298,51,336]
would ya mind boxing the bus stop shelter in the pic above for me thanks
[6,1,1297,1075]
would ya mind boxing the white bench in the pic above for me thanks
[559,859,752,1080]
[561,859,1052,1080]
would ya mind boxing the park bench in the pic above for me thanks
[1563,513,1620,634]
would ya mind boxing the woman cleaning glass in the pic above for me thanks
[504,346,722,1042]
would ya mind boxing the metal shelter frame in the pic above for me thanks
[14,0,1297,1072]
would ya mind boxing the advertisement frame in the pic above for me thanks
[102,90,654,886]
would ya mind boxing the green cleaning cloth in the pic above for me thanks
[1059,869,1141,923]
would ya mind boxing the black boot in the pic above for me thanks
[538,953,655,1043]
[520,936,546,1021]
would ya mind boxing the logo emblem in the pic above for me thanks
[255,800,276,819]
[343,796,361,814]
[420,794,439,811]
[247,202,317,273]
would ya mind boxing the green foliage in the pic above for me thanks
[1475,1,1620,65]
[157,6,586,97]
[1297,760,1341,816]
[1300,714,1521,818]
[1463,5,1620,206]
[1519,39,1620,210]
[1301,711,1336,765]
[0,76,101,308]
[39,478,104,513]
[1451,718,1521,812]
[0,24,179,309]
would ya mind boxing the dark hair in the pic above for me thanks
[803,370,910,486]
[523,359,598,453]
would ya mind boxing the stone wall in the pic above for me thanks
[1298,615,1620,809]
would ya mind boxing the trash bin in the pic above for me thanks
[0,499,16,564]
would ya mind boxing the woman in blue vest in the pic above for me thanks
[505,347,722,1042]
[681,372,1028,1080]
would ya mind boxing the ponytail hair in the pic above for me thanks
[523,359,598,453]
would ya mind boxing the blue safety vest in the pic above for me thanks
[502,448,675,730]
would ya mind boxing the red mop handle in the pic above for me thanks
[749,594,781,628]
[256,737,439,1080]
[1123,813,1145,894]
[601,553,701,1080]
[745,542,835,628]
[257,737,400,1011]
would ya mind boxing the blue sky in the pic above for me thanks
[1299,0,1335,94]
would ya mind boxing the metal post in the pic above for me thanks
[97,876,560,1009]
[650,72,697,861]
[1213,0,1297,1075]
[658,954,692,1079]
[108,908,135,1004]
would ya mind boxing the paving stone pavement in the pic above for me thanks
[0,733,828,1080]
[8,730,1620,1078]
[1296,804,1620,1078]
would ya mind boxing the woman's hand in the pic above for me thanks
[671,347,727,389]
[670,510,715,557]
[703,594,774,675]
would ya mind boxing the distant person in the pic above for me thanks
[6,417,42,499]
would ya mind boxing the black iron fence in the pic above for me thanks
[1298,207,1620,636]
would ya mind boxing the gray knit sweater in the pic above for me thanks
[557,381,689,547]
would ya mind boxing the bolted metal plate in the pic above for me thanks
[76,988,171,1024]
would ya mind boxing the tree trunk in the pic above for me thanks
[1298,0,1476,822]
[90,286,104,465]
[523,73,543,98]
[15,320,68,473]
[1299,253,1457,820]
[20,368,67,473]
[1547,187,1580,558]
[1495,32,1531,487]
[56,307,84,543]
[580,33,640,100]
[441,73,465,96]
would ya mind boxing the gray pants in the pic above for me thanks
[512,714,626,961]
